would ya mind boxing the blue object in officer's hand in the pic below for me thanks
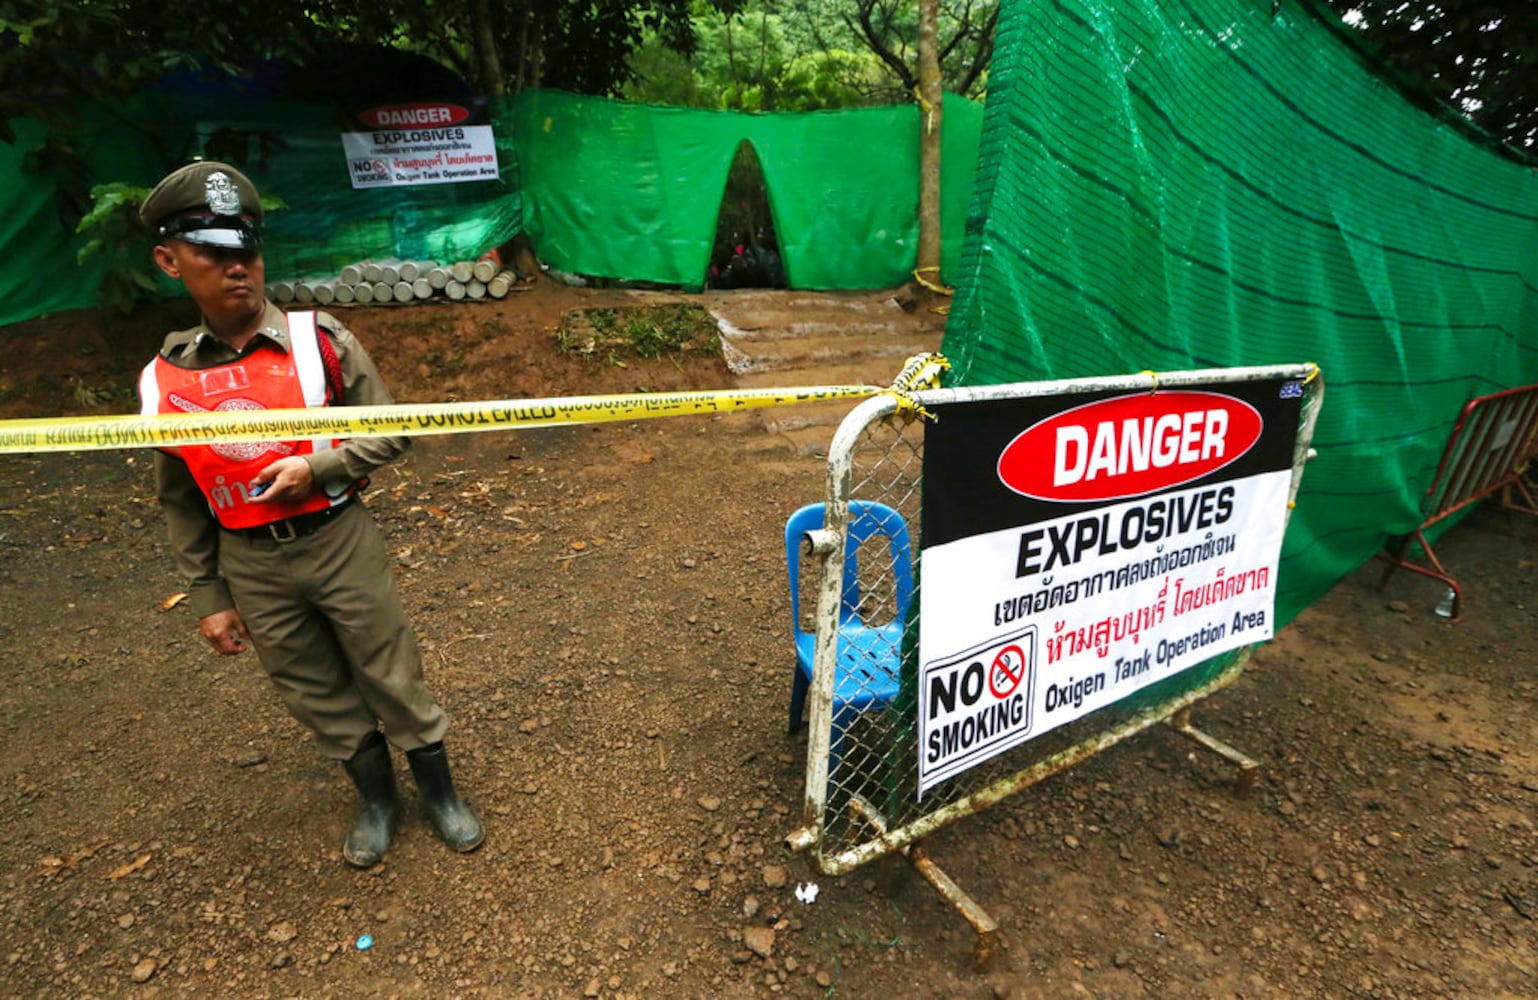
[249,482,268,498]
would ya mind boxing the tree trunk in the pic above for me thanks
[469,0,506,98]
[915,0,944,280]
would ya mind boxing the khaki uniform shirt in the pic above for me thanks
[151,302,408,618]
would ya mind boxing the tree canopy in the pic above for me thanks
[623,0,996,111]
[0,0,729,142]
[1325,1,1538,154]
[824,0,996,101]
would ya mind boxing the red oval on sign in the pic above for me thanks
[358,103,470,129]
[997,391,1263,503]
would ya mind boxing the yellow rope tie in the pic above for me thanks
[912,86,936,133]
[1302,363,1321,384]
[881,353,951,422]
[911,266,953,315]
[1138,369,1161,394]
[911,266,953,296]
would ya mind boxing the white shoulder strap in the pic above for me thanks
[286,311,327,408]
[138,360,161,418]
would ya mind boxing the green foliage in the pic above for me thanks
[626,9,889,109]
[556,305,720,364]
[702,13,888,109]
[73,182,159,315]
[798,0,997,101]
[1322,1,1538,152]
[311,0,741,98]
[623,0,994,110]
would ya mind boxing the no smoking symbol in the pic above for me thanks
[989,644,1027,699]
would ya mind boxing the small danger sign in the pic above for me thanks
[918,626,1037,796]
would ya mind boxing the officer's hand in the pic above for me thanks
[200,609,251,655]
[250,456,314,503]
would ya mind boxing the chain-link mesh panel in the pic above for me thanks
[809,413,925,855]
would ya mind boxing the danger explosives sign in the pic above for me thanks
[916,375,1305,797]
[339,101,501,189]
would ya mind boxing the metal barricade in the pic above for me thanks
[1378,383,1538,620]
[785,365,1323,966]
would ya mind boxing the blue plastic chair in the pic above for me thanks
[784,502,914,758]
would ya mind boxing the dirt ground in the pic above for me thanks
[2,282,1536,999]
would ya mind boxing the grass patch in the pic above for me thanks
[556,305,720,365]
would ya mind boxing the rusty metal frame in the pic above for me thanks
[845,792,999,971]
[785,363,1323,946]
[1377,383,1538,620]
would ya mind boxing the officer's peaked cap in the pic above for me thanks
[140,161,263,251]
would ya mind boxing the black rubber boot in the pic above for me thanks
[405,742,485,853]
[341,731,400,868]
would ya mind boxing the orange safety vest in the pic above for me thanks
[138,312,351,529]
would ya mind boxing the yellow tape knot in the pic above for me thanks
[882,353,951,422]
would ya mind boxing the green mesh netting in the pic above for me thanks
[943,0,1538,628]
[0,88,983,328]
[508,89,983,289]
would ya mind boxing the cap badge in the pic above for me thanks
[203,171,242,216]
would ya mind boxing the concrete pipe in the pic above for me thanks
[487,270,518,298]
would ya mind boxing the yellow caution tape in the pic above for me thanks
[0,384,881,455]
[881,352,951,423]
[890,352,950,393]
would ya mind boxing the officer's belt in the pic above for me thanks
[224,495,356,543]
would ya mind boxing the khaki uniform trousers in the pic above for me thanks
[219,501,448,760]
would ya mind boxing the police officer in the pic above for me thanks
[137,161,483,866]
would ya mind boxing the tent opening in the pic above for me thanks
[707,142,786,289]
